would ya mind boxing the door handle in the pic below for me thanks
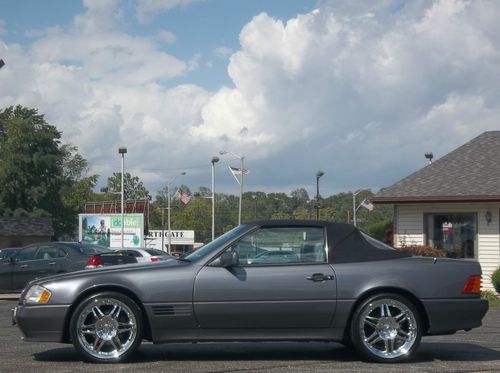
[20,265,28,268]
[48,262,56,266]
[307,273,334,282]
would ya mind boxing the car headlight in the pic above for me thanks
[24,285,52,304]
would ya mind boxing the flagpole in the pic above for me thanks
[220,150,246,226]
[353,189,362,227]
[211,156,219,241]
[167,172,186,253]
[239,156,244,225]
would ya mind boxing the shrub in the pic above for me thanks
[396,245,446,257]
[481,290,500,307]
[491,268,500,294]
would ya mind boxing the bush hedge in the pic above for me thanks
[491,267,500,294]
[396,245,446,257]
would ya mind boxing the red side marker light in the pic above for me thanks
[150,257,159,262]
[462,275,481,294]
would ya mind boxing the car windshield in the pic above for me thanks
[182,225,251,262]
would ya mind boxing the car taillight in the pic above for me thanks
[86,255,104,269]
[462,275,481,294]
[150,257,159,262]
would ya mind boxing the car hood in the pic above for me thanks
[26,258,190,289]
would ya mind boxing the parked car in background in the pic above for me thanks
[13,221,488,363]
[0,242,113,292]
[114,248,175,263]
[85,252,138,269]
[0,247,21,261]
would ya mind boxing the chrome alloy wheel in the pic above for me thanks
[359,298,418,359]
[76,297,138,360]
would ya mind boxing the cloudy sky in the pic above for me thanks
[1,0,499,198]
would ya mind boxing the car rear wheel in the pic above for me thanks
[350,293,422,363]
[69,292,142,363]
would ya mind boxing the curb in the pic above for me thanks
[0,294,20,301]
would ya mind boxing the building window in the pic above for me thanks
[425,213,476,259]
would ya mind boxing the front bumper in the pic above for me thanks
[13,303,70,342]
[422,298,489,335]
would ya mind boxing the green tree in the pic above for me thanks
[106,172,150,200]
[59,144,99,237]
[0,106,63,214]
[0,105,76,236]
[174,198,211,243]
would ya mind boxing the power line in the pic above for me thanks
[88,157,239,174]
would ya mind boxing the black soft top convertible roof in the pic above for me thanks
[252,220,410,264]
[326,222,410,263]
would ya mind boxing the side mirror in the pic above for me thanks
[218,251,239,268]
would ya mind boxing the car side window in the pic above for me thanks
[14,246,38,262]
[35,246,61,260]
[229,226,326,266]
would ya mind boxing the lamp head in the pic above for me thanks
[180,172,186,176]
[219,150,227,155]
[424,152,433,163]
[212,156,220,164]
[0,59,5,69]
[118,146,127,154]
[316,170,325,178]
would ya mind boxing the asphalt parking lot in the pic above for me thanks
[1,299,499,373]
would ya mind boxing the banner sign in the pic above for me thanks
[79,214,144,248]
[145,230,195,250]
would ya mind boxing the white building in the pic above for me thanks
[372,131,500,290]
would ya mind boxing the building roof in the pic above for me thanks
[0,217,54,237]
[373,131,500,203]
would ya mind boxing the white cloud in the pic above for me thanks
[135,0,205,23]
[191,0,500,191]
[28,3,187,85]
[157,29,176,44]
[214,46,232,58]
[1,0,500,195]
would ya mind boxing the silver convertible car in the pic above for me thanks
[13,221,488,363]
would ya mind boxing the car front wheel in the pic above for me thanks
[350,293,422,363]
[69,291,143,363]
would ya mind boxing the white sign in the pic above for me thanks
[145,230,195,250]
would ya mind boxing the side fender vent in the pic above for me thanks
[152,304,192,316]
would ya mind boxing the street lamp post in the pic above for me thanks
[315,170,324,220]
[211,156,219,241]
[220,150,245,225]
[252,194,257,220]
[118,146,127,249]
[167,172,186,254]
[160,207,167,251]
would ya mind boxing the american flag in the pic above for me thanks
[361,199,374,211]
[173,190,191,204]
[180,193,191,205]
[229,166,250,176]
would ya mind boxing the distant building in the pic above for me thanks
[0,217,54,248]
[372,131,500,290]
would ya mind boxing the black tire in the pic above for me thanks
[350,293,422,363]
[69,291,143,363]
